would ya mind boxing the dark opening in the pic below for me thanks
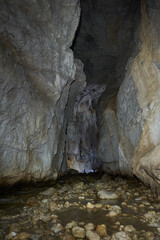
[67,0,141,173]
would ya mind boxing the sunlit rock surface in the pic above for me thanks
[0,0,85,184]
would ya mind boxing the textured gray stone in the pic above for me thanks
[66,84,105,173]
[0,0,85,184]
[98,0,160,192]
[117,75,144,148]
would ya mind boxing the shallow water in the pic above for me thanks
[0,173,160,239]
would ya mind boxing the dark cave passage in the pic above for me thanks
[1,0,160,238]
[67,0,141,173]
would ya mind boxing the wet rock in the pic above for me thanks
[144,211,156,223]
[96,224,107,236]
[62,235,76,240]
[97,190,118,200]
[73,182,84,190]
[41,187,57,196]
[65,221,77,229]
[52,223,64,233]
[14,232,31,239]
[86,202,94,209]
[84,223,95,231]
[40,213,52,222]
[86,230,100,240]
[60,185,71,193]
[124,225,136,233]
[49,201,58,211]
[145,231,154,240]
[94,203,103,209]
[6,232,17,240]
[64,201,70,208]
[107,205,121,217]
[111,231,131,240]
[72,226,85,239]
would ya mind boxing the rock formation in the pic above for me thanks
[0,0,86,184]
[66,84,105,173]
[98,0,160,192]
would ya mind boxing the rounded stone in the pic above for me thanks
[96,224,107,236]
[84,223,95,231]
[86,202,95,209]
[72,226,85,238]
[52,223,64,233]
[86,230,100,240]
[111,231,131,240]
[124,225,136,233]
[97,190,118,200]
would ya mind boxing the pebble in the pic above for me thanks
[86,202,95,209]
[84,223,95,231]
[111,231,131,240]
[65,221,77,229]
[52,223,64,233]
[62,235,76,240]
[86,230,100,240]
[94,203,103,208]
[97,190,118,200]
[124,225,136,233]
[14,232,31,239]
[72,226,85,238]
[41,187,56,195]
[108,205,121,214]
[96,224,107,236]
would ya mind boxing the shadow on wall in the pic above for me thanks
[66,84,106,173]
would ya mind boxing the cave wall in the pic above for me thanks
[98,0,160,192]
[72,0,140,88]
[0,0,86,185]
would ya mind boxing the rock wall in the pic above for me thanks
[66,84,105,173]
[98,0,160,192]
[0,0,86,185]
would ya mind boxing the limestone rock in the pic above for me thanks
[86,202,95,209]
[41,187,56,196]
[0,0,85,185]
[52,223,64,234]
[86,230,100,240]
[96,224,107,236]
[98,0,160,192]
[14,232,31,239]
[62,235,76,240]
[97,190,118,200]
[72,226,85,239]
[124,225,136,233]
[65,221,77,229]
[66,84,105,173]
[84,223,95,231]
[111,231,131,240]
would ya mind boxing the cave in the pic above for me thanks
[0,0,160,190]
[1,0,160,238]
[66,0,141,174]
